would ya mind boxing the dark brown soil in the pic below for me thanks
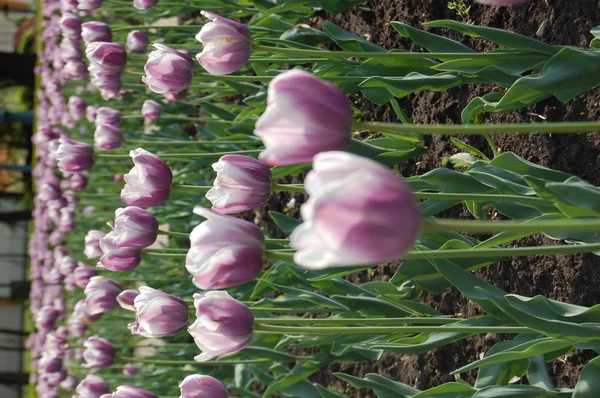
[300,0,600,396]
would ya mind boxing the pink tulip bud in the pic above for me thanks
[86,42,127,71]
[111,206,158,248]
[76,375,109,398]
[81,21,112,44]
[132,286,189,337]
[84,230,106,259]
[189,291,253,362]
[95,107,122,126]
[114,174,124,183]
[60,375,78,391]
[133,0,158,10]
[186,207,264,290]
[78,0,103,10]
[141,100,162,120]
[86,106,97,123]
[94,123,123,150]
[122,363,137,376]
[70,298,101,323]
[126,30,148,53]
[60,14,82,38]
[60,38,83,61]
[58,255,77,276]
[97,232,142,271]
[56,137,94,173]
[70,172,88,190]
[121,148,173,207]
[254,70,352,166]
[195,11,251,75]
[68,96,86,120]
[206,154,271,214]
[116,289,139,311]
[179,374,228,398]
[143,44,194,95]
[84,276,123,315]
[83,336,115,368]
[110,386,158,398]
[290,151,421,269]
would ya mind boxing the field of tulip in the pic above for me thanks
[27,0,600,397]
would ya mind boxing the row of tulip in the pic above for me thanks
[28,0,599,397]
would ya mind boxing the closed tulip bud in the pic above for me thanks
[141,100,162,120]
[70,172,88,190]
[111,206,158,248]
[84,230,106,259]
[84,276,123,315]
[64,60,88,80]
[74,262,98,288]
[114,174,124,183]
[86,105,97,123]
[189,291,253,362]
[86,42,127,71]
[122,363,137,376]
[121,148,173,207]
[254,70,352,166]
[98,232,142,271]
[83,336,115,368]
[56,137,94,173]
[126,30,148,53]
[179,374,228,398]
[68,96,86,120]
[60,14,82,38]
[186,207,264,290]
[94,124,123,150]
[58,255,77,276]
[116,289,139,311]
[95,106,122,126]
[60,375,78,391]
[81,21,112,44]
[76,375,109,398]
[290,151,421,269]
[195,11,251,75]
[206,155,271,214]
[110,386,158,398]
[133,0,158,9]
[133,286,189,337]
[143,44,193,95]
[78,0,103,10]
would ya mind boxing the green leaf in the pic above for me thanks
[262,358,327,398]
[527,355,554,390]
[314,0,366,14]
[280,26,331,46]
[270,163,310,180]
[334,373,419,398]
[424,20,557,55]
[315,385,349,398]
[573,356,600,398]
[450,138,491,162]
[489,152,572,182]
[471,385,565,397]
[412,382,476,397]
[391,21,475,53]
[268,211,302,234]
[331,295,414,317]
[322,21,386,53]
[475,336,534,388]
[360,73,466,99]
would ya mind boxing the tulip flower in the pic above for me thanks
[254,70,352,166]
[84,230,106,259]
[195,11,251,75]
[121,148,173,207]
[189,291,254,362]
[94,123,123,150]
[95,106,122,126]
[116,289,139,311]
[70,298,101,323]
[97,232,142,271]
[86,106,97,122]
[86,42,127,71]
[290,151,421,269]
[179,374,228,398]
[57,255,77,276]
[108,386,158,398]
[131,286,189,337]
[133,0,158,10]
[186,207,264,290]
[111,206,158,248]
[141,100,162,120]
[56,137,94,173]
[206,155,272,214]
[76,375,109,398]
[84,276,123,315]
[81,21,112,44]
[78,0,103,10]
[142,44,194,96]
[83,336,116,368]
[69,173,88,190]
[60,375,78,391]
[126,30,148,53]
[59,14,82,38]
[68,96,86,120]
[122,363,137,376]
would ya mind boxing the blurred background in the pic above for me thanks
[0,1,36,397]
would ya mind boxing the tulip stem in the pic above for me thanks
[265,238,290,244]
[265,250,295,262]
[170,184,212,193]
[143,252,187,257]
[157,229,190,238]
[271,182,305,193]
[252,44,545,61]
[193,73,373,83]
[123,113,253,125]
[355,120,600,135]
[421,218,600,234]
[254,317,462,325]
[414,192,549,205]
[120,357,270,365]
[124,139,255,145]
[253,324,534,335]
[111,25,205,32]
[95,150,261,159]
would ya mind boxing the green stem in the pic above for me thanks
[254,324,533,335]
[124,139,255,145]
[415,192,549,205]
[271,182,305,193]
[265,238,290,244]
[123,114,250,124]
[121,357,269,365]
[254,317,460,325]
[265,250,295,262]
[422,218,600,234]
[356,121,600,135]
[111,25,205,32]
[171,184,212,193]
[158,229,190,238]
[253,44,543,61]
[193,72,369,83]
[95,149,261,159]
